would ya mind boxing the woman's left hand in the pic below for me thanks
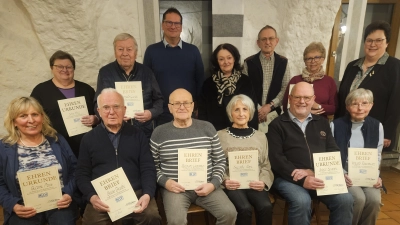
[311,108,325,115]
[373,177,382,189]
[81,115,99,127]
[249,181,265,191]
[57,194,72,209]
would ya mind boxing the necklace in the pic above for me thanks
[20,135,44,147]
[226,127,255,139]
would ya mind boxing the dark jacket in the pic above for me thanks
[0,134,77,224]
[198,74,259,130]
[31,80,95,158]
[332,115,380,167]
[245,51,288,114]
[76,123,157,202]
[267,112,339,186]
[336,56,400,146]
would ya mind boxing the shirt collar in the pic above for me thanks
[116,60,136,76]
[353,52,389,68]
[287,110,313,122]
[101,121,124,134]
[259,52,275,61]
[163,38,183,49]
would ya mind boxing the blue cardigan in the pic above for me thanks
[0,134,77,224]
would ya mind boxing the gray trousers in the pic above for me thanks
[348,186,381,225]
[161,188,237,225]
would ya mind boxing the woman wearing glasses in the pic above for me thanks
[31,50,98,158]
[282,42,337,118]
[336,21,400,151]
[198,43,258,130]
[331,88,383,225]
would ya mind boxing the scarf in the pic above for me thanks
[212,70,241,105]
[302,66,325,83]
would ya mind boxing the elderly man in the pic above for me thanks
[244,25,291,124]
[95,33,163,138]
[267,82,353,225]
[76,88,161,225]
[144,8,204,126]
[150,88,236,225]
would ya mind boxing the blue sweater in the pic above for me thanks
[143,41,204,111]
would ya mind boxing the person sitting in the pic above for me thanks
[0,97,78,225]
[218,94,273,225]
[331,88,383,225]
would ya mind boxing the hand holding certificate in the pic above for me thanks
[313,152,347,196]
[115,81,144,118]
[178,149,208,190]
[348,148,379,187]
[57,96,91,137]
[228,150,259,189]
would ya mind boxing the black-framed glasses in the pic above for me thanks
[163,20,182,28]
[304,56,324,63]
[169,102,193,109]
[290,95,314,102]
[365,38,385,46]
[53,65,74,71]
[101,105,122,112]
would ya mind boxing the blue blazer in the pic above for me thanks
[0,134,77,224]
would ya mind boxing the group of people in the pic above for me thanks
[0,6,399,225]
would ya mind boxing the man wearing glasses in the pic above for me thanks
[144,7,204,126]
[243,25,291,126]
[150,88,236,225]
[267,82,353,225]
[76,88,161,225]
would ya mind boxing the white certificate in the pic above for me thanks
[313,152,347,196]
[115,81,144,118]
[348,148,379,187]
[178,149,208,190]
[91,168,139,222]
[228,150,259,189]
[57,96,91,137]
[17,166,62,213]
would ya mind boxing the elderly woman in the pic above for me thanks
[31,50,98,158]
[0,97,78,225]
[336,21,400,151]
[282,42,337,117]
[331,88,383,225]
[198,43,258,130]
[218,94,274,225]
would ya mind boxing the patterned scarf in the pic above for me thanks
[302,66,325,83]
[212,70,241,105]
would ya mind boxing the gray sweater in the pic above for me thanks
[150,119,226,189]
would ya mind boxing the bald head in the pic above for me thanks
[168,88,194,125]
[169,88,193,103]
[288,82,316,121]
[290,82,314,96]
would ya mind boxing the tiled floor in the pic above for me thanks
[1,168,400,225]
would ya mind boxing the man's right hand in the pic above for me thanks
[291,169,314,181]
[303,176,325,190]
[13,204,36,218]
[90,195,110,212]
[165,179,185,193]
[344,174,353,187]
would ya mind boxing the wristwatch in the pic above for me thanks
[269,102,275,111]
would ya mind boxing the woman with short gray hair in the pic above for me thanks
[218,94,274,225]
[331,88,383,225]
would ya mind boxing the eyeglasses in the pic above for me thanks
[101,105,122,112]
[163,20,182,28]
[304,56,324,63]
[349,102,371,108]
[53,65,74,71]
[290,95,314,102]
[365,38,385,46]
[259,37,276,43]
[169,102,193,109]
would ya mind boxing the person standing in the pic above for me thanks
[143,7,205,125]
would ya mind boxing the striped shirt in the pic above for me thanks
[150,119,226,188]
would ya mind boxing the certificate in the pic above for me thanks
[57,96,91,137]
[178,149,208,190]
[115,81,144,118]
[313,152,347,196]
[228,150,259,189]
[348,148,379,187]
[17,166,62,213]
[91,167,139,222]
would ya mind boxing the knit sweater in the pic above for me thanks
[217,129,274,190]
[150,119,226,189]
[76,124,156,201]
[143,41,205,111]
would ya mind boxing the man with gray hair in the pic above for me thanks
[95,33,163,138]
[77,88,161,225]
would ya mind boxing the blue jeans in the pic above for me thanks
[273,177,353,225]
[8,201,78,225]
